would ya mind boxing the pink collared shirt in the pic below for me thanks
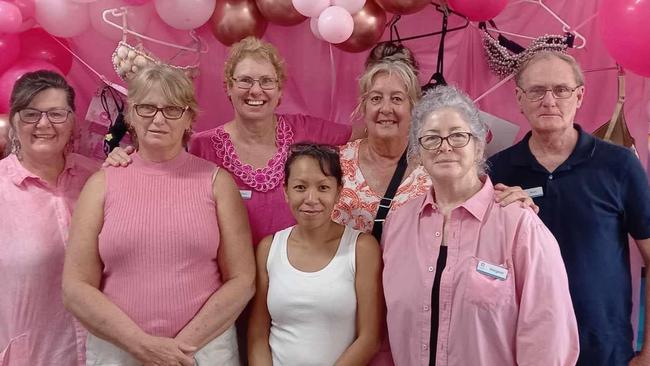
[381,177,579,366]
[0,153,97,366]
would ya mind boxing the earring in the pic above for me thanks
[10,134,20,157]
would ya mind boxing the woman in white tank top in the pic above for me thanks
[248,143,383,365]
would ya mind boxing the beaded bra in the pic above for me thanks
[479,21,574,78]
[210,116,294,192]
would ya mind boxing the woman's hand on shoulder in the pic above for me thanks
[134,335,197,366]
[102,145,135,168]
[494,183,539,214]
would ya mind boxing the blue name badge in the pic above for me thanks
[476,260,508,281]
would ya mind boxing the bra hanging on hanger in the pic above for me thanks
[103,7,207,81]
[479,0,587,49]
[593,66,636,149]
[422,7,452,92]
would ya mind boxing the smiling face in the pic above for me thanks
[228,56,282,122]
[13,88,74,163]
[284,156,341,228]
[419,108,482,185]
[129,86,191,156]
[516,56,584,135]
[363,72,412,142]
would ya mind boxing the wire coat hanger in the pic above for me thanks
[388,3,469,43]
[102,7,208,53]
[479,0,587,49]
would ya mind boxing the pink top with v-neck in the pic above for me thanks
[189,114,351,245]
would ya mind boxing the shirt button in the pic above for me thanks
[422,344,428,350]
[423,305,429,311]
[428,266,434,272]
[548,174,554,180]
[435,231,441,237]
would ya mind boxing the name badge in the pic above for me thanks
[476,260,508,281]
[524,186,544,198]
[239,190,252,200]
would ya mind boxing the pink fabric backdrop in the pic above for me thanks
[64,0,650,165]
[60,0,649,349]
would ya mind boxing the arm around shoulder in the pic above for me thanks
[335,232,383,366]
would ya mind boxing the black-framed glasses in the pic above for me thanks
[134,104,188,120]
[519,85,582,101]
[18,108,71,124]
[418,132,473,150]
[232,76,278,90]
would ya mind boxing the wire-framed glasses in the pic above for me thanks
[418,132,473,150]
[18,108,71,124]
[134,104,188,120]
[519,85,581,101]
[232,76,278,90]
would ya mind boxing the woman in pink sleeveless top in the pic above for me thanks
[63,65,255,366]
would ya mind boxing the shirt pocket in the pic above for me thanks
[0,333,29,366]
[464,256,514,311]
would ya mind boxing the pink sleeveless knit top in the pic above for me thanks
[98,151,222,337]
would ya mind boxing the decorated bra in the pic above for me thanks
[108,8,202,81]
[479,21,575,78]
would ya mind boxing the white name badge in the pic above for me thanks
[476,260,509,281]
[524,186,544,198]
[239,190,252,200]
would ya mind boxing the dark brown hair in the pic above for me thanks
[9,70,75,122]
[284,143,343,186]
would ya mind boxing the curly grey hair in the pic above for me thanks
[409,85,489,175]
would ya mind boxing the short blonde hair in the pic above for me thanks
[127,65,199,146]
[224,37,287,89]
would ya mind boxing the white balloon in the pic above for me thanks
[35,0,90,38]
[317,6,353,44]
[292,0,330,18]
[154,0,216,30]
[309,17,322,40]
[331,0,365,14]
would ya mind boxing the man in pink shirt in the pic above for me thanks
[382,86,579,365]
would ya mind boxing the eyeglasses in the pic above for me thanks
[519,85,581,101]
[232,76,278,90]
[418,132,473,150]
[18,108,71,124]
[134,104,188,120]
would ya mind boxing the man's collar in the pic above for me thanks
[510,124,595,169]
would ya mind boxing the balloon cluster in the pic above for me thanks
[293,0,387,52]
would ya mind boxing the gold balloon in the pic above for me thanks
[210,0,269,46]
[375,0,430,14]
[336,0,387,53]
[255,0,306,26]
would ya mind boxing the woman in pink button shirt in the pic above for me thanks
[381,86,579,366]
[0,70,97,365]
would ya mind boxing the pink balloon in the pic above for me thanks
[318,6,353,44]
[0,34,20,74]
[35,0,90,38]
[599,0,650,77]
[154,0,216,30]
[18,28,73,74]
[90,0,153,41]
[13,0,35,19]
[309,17,323,40]
[292,0,330,18]
[124,0,148,4]
[0,59,61,113]
[332,0,365,14]
[448,0,507,21]
[0,1,23,33]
